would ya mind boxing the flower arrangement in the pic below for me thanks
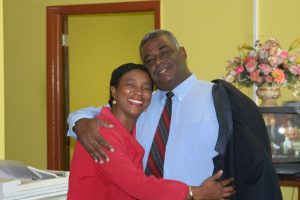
[224,38,300,90]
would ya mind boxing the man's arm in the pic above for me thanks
[67,106,101,137]
[67,106,114,163]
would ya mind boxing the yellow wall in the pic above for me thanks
[69,12,154,110]
[2,0,256,168]
[68,12,154,155]
[3,0,300,199]
[0,0,4,159]
[282,186,298,200]
[162,0,255,98]
[3,0,139,169]
[163,0,253,81]
[260,0,300,105]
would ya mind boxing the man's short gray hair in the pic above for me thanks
[139,29,180,58]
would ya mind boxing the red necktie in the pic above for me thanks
[145,91,174,178]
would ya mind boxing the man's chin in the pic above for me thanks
[156,80,174,91]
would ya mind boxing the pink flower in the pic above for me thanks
[244,57,257,72]
[250,70,263,83]
[289,54,298,62]
[272,69,286,84]
[258,63,272,75]
[261,38,280,56]
[224,38,300,88]
[235,65,244,74]
[289,65,300,75]
[278,51,289,60]
[269,56,278,67]
[264,75,273,83]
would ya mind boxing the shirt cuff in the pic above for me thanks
[67,114,94,138]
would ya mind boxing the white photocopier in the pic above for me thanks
[0,160,69,200]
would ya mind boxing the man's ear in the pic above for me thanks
[179,47,187,59]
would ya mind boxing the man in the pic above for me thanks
[68,30,282,199]
[266,116,285,153]
[69,29,218,183]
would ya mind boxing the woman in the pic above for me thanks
[67,63,233,200]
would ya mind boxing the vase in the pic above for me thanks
[256,84,281,106]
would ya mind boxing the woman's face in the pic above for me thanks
[111,69,153,119]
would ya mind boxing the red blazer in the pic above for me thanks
[67,107,188,200]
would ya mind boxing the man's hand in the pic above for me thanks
[74,118,114,163]
[191,170,235,200]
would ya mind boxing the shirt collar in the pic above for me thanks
[157,74,197,104]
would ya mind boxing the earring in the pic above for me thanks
[144,107,148,112]
[112,99,117,104]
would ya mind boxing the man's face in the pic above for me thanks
[140,35,189,91]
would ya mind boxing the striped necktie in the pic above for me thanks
[145,91,174,178]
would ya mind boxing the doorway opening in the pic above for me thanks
[46,1,160,170]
